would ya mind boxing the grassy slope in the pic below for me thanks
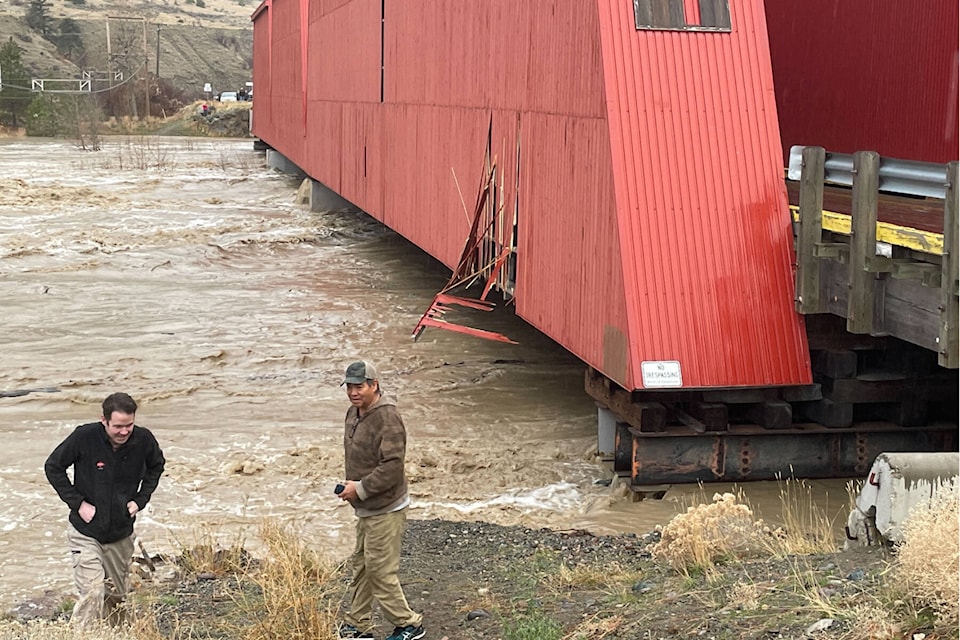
[0,0,253,99]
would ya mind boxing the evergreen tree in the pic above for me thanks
[55,17,85,60]
[0,39,32,129]
[25,0,52,36]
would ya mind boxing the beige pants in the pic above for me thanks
[344,508,422,630]
[67,526,134,628]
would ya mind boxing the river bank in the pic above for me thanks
[2,516,939,640]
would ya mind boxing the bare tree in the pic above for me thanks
[65,93,102,150]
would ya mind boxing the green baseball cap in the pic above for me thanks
[342,360,379,385]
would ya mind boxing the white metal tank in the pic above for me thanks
[845,452,958,547]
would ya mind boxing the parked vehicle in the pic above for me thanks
[219,91,238,102]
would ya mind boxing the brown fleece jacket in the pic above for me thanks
[343,395,409,515]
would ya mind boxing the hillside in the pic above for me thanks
[0,0,254,100]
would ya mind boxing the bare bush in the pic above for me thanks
[651,492,762,577]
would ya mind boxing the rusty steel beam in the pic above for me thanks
[628,424,957,485]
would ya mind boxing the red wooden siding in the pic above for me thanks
[597,0,810,388]
[251,3,273,141]
[308,0,380,104]
[765,0,959,164]
[250,0,811,391]
[515,112,629,385]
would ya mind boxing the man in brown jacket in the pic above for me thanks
[336,360,425,640]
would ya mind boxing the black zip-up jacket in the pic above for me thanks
[45,422,165,544]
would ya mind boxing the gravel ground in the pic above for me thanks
[7,518,913,640]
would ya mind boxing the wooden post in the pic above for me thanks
[796,146,826,313]
[940,161,959,368]
[143,19,149,119]
[847,151,881,334]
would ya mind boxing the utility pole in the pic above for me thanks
[106,15,149,119]
[155,25,160,78]
[142,18,148,117]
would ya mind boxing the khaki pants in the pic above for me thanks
[67,526,134,628]
[344,509,422,630]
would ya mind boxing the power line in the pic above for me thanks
[2,60,147,95]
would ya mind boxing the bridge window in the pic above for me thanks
[633,0,731,32]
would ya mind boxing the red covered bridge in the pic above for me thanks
[250,0,958,484]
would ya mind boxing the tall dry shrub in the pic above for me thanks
[241,519,341,640]
[894,478,959,632]
[651,492,762,577]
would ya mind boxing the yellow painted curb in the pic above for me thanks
[790,205,943,255]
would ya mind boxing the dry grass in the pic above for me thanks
[550,561,641,592]
[761,475,840,557]
[562,613,626,640]
[784,477,959,640]
[727,579,762,611]
[894,478,959,633]
[236,519,342,640]
[0,614,170,640]
[170,524,249,577]
[846,603,905,640]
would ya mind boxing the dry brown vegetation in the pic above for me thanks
[2,480,957,640]
[649,478,959,640]
[895,479,959,633]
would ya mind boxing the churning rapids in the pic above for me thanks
[0,137,846,609]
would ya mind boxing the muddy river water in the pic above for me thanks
[0,137,849,608]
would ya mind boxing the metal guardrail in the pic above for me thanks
[788,145,949,199]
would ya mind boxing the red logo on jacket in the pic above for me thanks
[96,461,105,470]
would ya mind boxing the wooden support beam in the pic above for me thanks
[796,146,826,313]
[614,422,632,472]
[814,242,850,260]
[635,402,667,432]
[689,401,729,431]
[702,388,776,404]
[810,349,858,379]
[848,151,882,334]
[940,161,959,368]
[803,398,853,428]
[922,269,942,289]
[745,400,793,429]
[671,405,706,433]
[584,368,666,432]
[889,260,940,282]
[779,384,823,402]
[822,376,909,403]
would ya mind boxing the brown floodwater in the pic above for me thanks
[0,137,851,608]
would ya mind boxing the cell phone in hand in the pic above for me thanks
[334,483,345,495]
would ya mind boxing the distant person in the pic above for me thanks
[44,393,165,628]
[336,361,425,640]
[201,103,209,116]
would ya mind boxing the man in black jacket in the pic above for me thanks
[45,392,165,627]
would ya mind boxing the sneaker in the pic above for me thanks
[387,625,425,640]
[339,623,376,640]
